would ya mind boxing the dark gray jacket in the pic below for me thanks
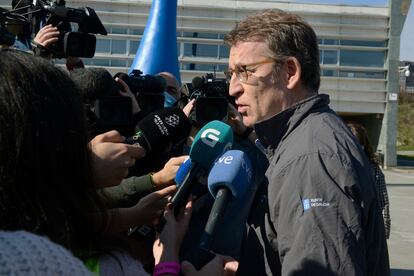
[238,94,389,276]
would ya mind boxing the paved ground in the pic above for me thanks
[383,168,414,276]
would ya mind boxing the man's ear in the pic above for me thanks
[285,57,301,90]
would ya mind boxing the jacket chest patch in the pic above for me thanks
[302,198,330,211]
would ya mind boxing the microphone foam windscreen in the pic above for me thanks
[136,107,191,152]
[174,157,191,186]
[207,150,252,199]
[190,120,233,170]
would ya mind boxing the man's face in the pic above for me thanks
[228,41,286,127]
[162,74,181,100]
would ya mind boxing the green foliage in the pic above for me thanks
[398,93,414,147]
[397,154,414,161]
[397,145,414,151]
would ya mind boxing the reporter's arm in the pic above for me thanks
[103,185,176,234]
[98,175,154,208]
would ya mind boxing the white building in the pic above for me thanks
[1,0,410,166]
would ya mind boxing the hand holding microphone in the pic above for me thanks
[152,155,189,188]
[170,120,234,217]
[89,130,146,188]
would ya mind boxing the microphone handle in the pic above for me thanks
[170,162,204,217]
[199,187,232,251]
[125,131,150,153]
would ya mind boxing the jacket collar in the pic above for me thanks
[254,94,330,151]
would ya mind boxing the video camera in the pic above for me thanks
[32,0,107,58]
[189,73,230,125]
[129,69,167,117]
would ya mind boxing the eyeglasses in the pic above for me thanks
[224,58,275,84]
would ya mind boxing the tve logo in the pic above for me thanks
[217,155,234,165]
[201,129,221,148]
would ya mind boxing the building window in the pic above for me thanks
[219,45,229,59]
[320,50,338,65]
[340,50,385,67]
[182,32,219,39]
[217,64,228,72]
[321,70,338,77]
[111,40,127,54]
[111,28,128,34]
[130,29,144,35]
[319,39,339,45]
[182,63,220,71]
[96,39,110,53]
[111,60,127,67]
[340,40,386,47]
[83,59,110,67]
[183,43,218,58]
[129,40,140,55]
[339,70,385,79]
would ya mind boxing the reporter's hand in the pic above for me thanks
[89,130,146,188]
[34,24,60,48]
[132,185,177,226]
[183,99,195,118]
[181,255,238,276]
[153,200,192,264]
[152,155,189,188]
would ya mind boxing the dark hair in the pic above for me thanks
[70,68,119,103]
[224,9,320,92]
[0,49,105,255]
[347,122,379,165]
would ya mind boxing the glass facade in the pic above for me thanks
[340,50,385,68]
[86,27,387,80]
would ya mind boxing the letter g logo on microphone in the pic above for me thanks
[201,129,221,148]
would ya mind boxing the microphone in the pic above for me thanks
[125,107,191,153]
[174,157,191,187]
[170,120,233,217]
[199,150,252,252]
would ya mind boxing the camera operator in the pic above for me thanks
[10,0,106,67]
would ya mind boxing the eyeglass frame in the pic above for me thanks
[224,58,276,83]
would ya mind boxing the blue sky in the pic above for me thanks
[292,0,414,61]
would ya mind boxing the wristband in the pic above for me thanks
[153,262,180,276]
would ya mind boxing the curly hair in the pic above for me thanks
[224,9,320,92]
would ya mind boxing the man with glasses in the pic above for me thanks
[224,10,389,275]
